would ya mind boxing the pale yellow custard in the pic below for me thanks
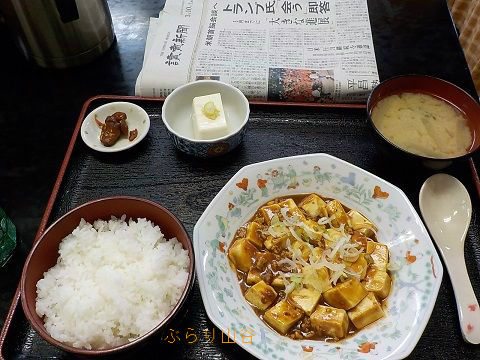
[371,92,472,158]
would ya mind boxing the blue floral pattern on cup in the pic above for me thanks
[167,125,247,157]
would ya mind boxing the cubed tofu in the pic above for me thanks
[271,277,285,289]
[245,222,263,248]
[297,220,325,245]
[357,226,377,239]
[324,228,344,249]
[278,198,299,211]
[288,287,322,315]
[348,210,378,232]
[192,93,228,140]
[302,265,332,293]
[351,231,369,247]
[264,300,303,334]
[348,292,384,329]
[259,204,281,225]
[299,194,328,219]
[245,280,277,311]
[228,238,257,272]
[291,240,311,260]
[264,236,273,250]
[255,251,276,271]
[345,254,368,280]
[311,247,323,261]
[265,235,288,254]
[364,269,391,299]
[326,200,350,228]
[366,241,375,253]
[316,267,332,292]
[278,198,306,221]
[247,268,262,285]
[323,278,368,310]
[310,305,349,339]
[366,241,389,271]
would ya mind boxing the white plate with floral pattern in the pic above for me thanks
[193,154,443,360]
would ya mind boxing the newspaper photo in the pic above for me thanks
[135,0,380,103]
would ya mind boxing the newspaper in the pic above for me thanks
[135,0,379,103]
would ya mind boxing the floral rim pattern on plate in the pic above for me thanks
[194,154,443,360]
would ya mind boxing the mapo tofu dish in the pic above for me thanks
[228,194,392,341]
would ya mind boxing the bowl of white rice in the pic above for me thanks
[20,196,194,356]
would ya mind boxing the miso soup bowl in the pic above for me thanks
[367,75,480,169]
[20,197,195,357]
[162,80,250,158]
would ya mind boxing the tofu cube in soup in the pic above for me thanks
[323,278,368,310]
[299,194,328,219]
[345,254,368,280]
[348,210,378,232]
[302,266,332,293]
[366,241,389,271]
[326,200,350,227]
[317,267,332,292]
[311,247,323,261]
[278,198,305,220]
[278,198,298,210]
[245,221,263,248]
[310,305,349,339]
[245,280,277,311]
[364,269,392,299]
[288,287,322,315]
[255,251,275,271]
[298,220,325,245]
[265,235,288,254]
[264,236,273,250]
[228,238,257,272]
[259,204,281,225]
[348,292,384,329]
[247,268,262,285]
[324,228,344,249]
[291,240,311,260]
[264,300,303,334]
[357,226,376,239]
[271,277,285,289]
[351,231,369,248]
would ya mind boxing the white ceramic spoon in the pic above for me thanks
[419,173,480,344]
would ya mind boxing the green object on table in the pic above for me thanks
[0,207,16,267]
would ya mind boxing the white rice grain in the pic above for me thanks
[35,216,189,350]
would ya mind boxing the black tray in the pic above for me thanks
[1,96,479,359]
